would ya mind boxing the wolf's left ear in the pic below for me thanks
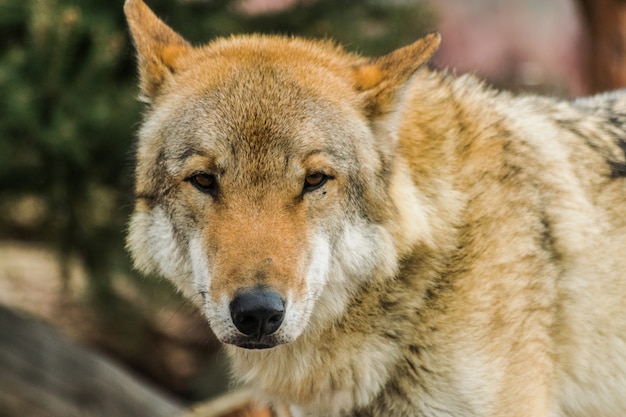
[124,0,191,100]
[353,33,441,117]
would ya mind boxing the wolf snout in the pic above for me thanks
[229,287,285,339]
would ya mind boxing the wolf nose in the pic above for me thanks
[230,287,285,338]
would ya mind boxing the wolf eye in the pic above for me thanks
[188,173,218,197]
[303,172,328,193]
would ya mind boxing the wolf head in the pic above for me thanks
[125,0,439,349]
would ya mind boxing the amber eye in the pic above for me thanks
[303,172,328,193]
[188,173,218,197]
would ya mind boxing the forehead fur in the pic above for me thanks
[154,35,367,118]
[141,34,370,141]
[140,36,373,157]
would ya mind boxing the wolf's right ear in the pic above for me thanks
[124,0,191,100]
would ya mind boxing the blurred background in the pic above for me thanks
[0,0,623,415]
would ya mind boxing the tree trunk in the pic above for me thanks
[577,0,626,92]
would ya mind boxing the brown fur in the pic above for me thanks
[124,1,626,415]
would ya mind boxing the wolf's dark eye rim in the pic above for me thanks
[303,172,331,193]
[187,172,218,196]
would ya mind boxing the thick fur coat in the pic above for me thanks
[124,1,626,415]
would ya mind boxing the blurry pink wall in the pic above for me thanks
[431,0,587,96]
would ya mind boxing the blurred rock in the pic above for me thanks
[0,305,183,417]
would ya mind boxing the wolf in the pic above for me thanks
[123,0,626,415]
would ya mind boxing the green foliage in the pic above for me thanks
[0,0,432,353]
[0,0,139,292]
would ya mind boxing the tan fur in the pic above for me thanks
[124,1,626,415]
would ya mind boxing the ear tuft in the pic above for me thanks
[353,33,441,116]
[124,0,191,100]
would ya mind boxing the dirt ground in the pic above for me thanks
[0,241,90,336]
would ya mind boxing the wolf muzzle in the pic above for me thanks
[229,286,285,348]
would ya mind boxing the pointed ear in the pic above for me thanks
[353,33,441,117]
[124,0,191,100]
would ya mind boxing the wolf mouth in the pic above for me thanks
[227,336,284,350]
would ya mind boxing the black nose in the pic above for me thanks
[230,287,285,339]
